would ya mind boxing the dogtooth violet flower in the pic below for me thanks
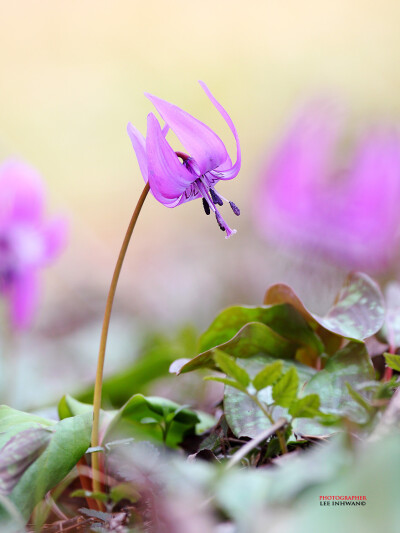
[254,101,400,273]
[0,159,67,329]
[127,81,241,238]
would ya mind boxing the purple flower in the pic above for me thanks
[254,102,400,272]
[0,160,67,329]
[127,81,241,238]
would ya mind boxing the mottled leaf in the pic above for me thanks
[0,427,53,495]
[264,272,384,342]
[293,341,375,436]
[379,282,400,349]
[224,357,316,437]
[3,413,92,522]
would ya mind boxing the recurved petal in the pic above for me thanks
[145,92,228,175]
[146,113,196,206]
[127,123,148,182]
[199,81,241,180]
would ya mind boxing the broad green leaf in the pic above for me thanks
[3,413,92,522]
[171,322,294,375]
[293,341,375,436]
[253,360,283,391]
[289,394,320,418]
[265,272,384,342]
[224,357,316,437]
[104,394,200,448]
[204,376,248,393]
[171,304,324,376]
[200,303,323,354]
[272,367,299,408]
[214,351,250,386]
[383,353,400,372]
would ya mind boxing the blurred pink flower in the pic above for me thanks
[254,102,400,272]
[0,160,67,329]
[127,81,241,238]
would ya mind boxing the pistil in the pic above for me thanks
[196,178,237,239]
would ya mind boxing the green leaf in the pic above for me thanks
[200,303,323,354]
[253,360,283,391]
[3,413,92,522]
[214,351,250,387]
[265,272,385,342]
[104,394,200,448]
[58,395,94,419]
[383,352,400,372]
[172,303,324,376]
[204,376,248,393]
[171,322,295,375]
[293,341,376,436]
[289,394,320,418]
[272,367,299,408]
[224,357,316,437]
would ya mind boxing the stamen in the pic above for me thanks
[202,198,211,215]
[210,188,223,206]
[229,201,240,216]
[215,212,225,231]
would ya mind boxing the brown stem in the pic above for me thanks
[91,182,150,506]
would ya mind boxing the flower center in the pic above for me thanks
[175,151,240,239]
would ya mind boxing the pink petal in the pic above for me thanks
[10,269,39,330]
[146,113,196,206]
[199,81,241,180]
[42,216,68,262]
[127,123,148,182]
[0,160,46,226]
[145,91,228,175]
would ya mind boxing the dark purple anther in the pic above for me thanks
[202,198,211,215]
[229,201,240,216]
[210,188,223,206]
[215,212,225,231]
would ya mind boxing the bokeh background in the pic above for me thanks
[1,0,400,408]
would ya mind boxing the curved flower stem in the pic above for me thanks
[250,394,288,455]
[91,182,150,500]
